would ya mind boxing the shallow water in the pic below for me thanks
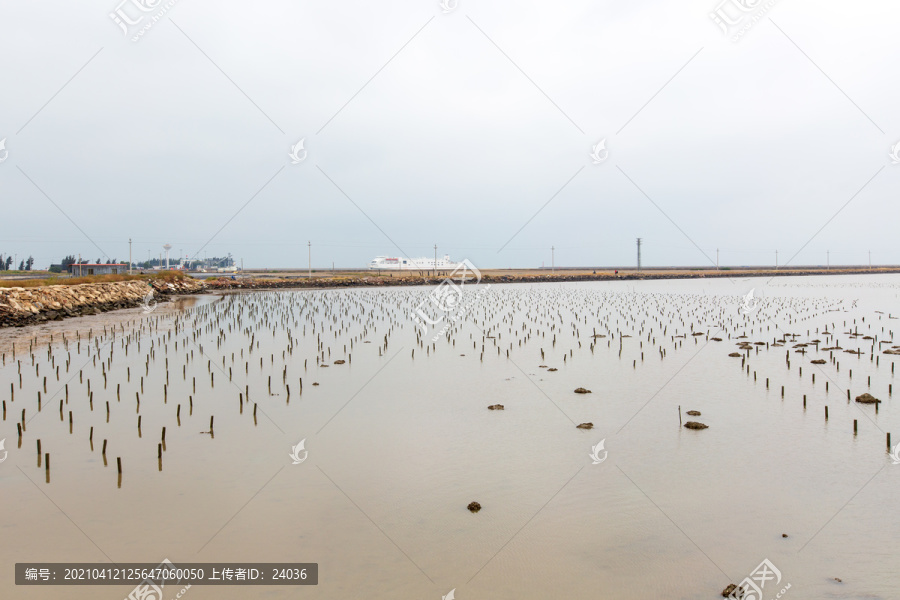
[1,275,898,600]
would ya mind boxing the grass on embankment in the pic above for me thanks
[0,270,188,289]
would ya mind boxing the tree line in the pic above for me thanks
[0,254,33,271]
[1,253,235,272]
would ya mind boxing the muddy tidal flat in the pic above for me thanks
[1,274,899,600]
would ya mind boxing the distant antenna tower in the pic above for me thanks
[163,244,172,270]
[636,238,642,272]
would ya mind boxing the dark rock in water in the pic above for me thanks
[576,423,594,429]
[487,404,504,410]
[333,359,346,364]
[728,352,742,357]
[574,387,592,394]
[312,382,320,386]
[684,421,708,430]
[320,364,329,368]
[855,393,880,404]
[722,583,742,597]
[686,410,701,416]
[467,501,481,513]
[711,337,722,341]
[547,368,558,372]
[782,533,788,538]
[811,359,826,364]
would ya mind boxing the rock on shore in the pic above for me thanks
[0,278,204,327]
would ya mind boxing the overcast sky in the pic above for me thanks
[0,0,898,269]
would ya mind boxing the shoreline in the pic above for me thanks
[203,266,900,290]
[2,267,898,328]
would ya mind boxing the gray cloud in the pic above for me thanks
[0,0,897,269]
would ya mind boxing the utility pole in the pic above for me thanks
[827,250,830,270]
[716,248,719,270]
[869,250,871,267]
[551,246,555,273]
[636,238,642,272]
[308,241,311,279]
[129,238,132,274]
[434,244,437,276]
[775,250,778,269]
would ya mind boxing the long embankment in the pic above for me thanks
[2,267,899,328]
[203,266,900,290]
[0,278,203,327]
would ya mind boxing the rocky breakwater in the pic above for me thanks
[0,278,205,327]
